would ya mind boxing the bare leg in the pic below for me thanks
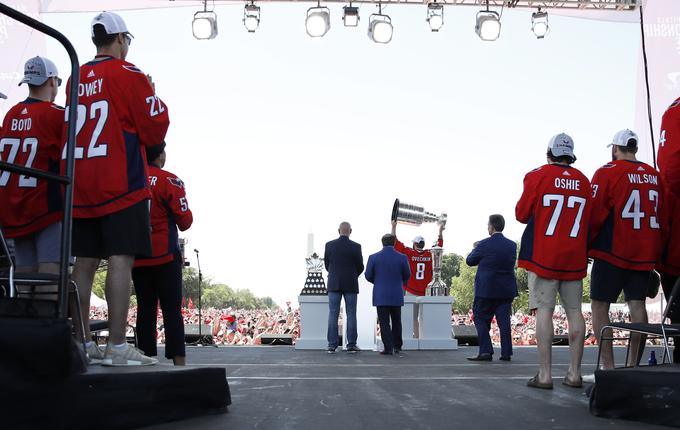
[627,300,648,367]
[536,308,554,384]
[105,255,134,345]
[565,308,585,381]
[591,300,613,369]
[72,257,100,340]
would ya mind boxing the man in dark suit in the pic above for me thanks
[365,234,411,356]
[465,214,518,361]
[324,222,364,353]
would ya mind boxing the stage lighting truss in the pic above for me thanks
[368,4,393,44]
[475,10,501,41]
[306,3,331,37]
[192,1,218,40]
[427,3,444,32]
[244,3,261,33]
[531,10,549,39]
[343,5,360,27]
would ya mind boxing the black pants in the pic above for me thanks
[377,306,402,353]
[131,254,185,359]
[660,272,680,363]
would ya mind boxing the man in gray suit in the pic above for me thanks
[324,222,364,354]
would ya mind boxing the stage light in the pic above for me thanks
[343,5,360,27]
[192,1,218,40]
[368,4,392,44]
[368,14,393,44]
[475,10,501,41]
[531,10,549,39]
[427,3,444,32]
[243,3,261,33]
[306,5,331,38]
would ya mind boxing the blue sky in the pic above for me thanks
[34,4,640,305]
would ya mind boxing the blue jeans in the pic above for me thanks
[327,291,357,349]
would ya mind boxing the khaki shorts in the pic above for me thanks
[528,271,583,311]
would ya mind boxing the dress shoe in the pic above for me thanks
[467,354,492,361]
[380,350,393,355]
[499,356,511,361]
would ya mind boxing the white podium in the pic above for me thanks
[416,296,457,350]
[401,294,419,350]
[295,295,328,350]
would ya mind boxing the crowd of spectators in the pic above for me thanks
[88,303,662,347]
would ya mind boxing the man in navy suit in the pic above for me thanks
[465,214,518,361]
[324,222,364,354]
[365,234,411,355]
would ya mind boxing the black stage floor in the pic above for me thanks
[139,345,670,430]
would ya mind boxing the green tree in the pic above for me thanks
[92,269,106,299]
[441,253,463,286]
[202,284,235,309]
[450,262,476,313]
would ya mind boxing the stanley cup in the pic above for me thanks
[426,246,448,296]
[391,199,447,227]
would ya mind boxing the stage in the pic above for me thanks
[143,345,669,430]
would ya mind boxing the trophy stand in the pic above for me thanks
[417,245,457,350]
[295,253,329,350]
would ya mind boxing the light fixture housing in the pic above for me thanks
[427,3,444,32]
[475,10,501,41]
[192,10,218,40]
[306,6,331,37]
[531,10,549,39]
[244,4,261,33]
[343,6,360,27]
[368,13,393,44]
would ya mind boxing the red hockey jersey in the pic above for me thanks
[659,97,680,198]
[394,237,443,296]
[0,98,63,238]
[516,164,591,281]
[589,159,663,271]
[658,98,680,275]
[62,55,169,218]
[134,166,192,267]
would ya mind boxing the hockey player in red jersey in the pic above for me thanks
[67,12,170,366]
[516,133,589,389]
[657,98,680,363]
[589,129,663,369]
[132,143,192,366]
[391,219,444,337]
[0,57,63,292]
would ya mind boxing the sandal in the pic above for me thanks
[562,377,583,388]
[527,374,553,390]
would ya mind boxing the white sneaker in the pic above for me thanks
[86,342,105,365]
[582,373,596,383]
[102,343,158,367]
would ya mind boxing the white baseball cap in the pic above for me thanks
[19,56,59,86]
[547,133,576,160]
[412,235,425,244]
[91,11,134,38]
[608,129,638,149]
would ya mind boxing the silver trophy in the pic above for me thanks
[426,246,448,296]
[392,199,447,227]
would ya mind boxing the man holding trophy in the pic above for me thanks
[391,199,447,337]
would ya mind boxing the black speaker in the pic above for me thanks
[260,334,293,345]
[553,334,569,346]
[184,324,213,343]
[452,325,479,346]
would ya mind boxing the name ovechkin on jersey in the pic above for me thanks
[411,256,431,262]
